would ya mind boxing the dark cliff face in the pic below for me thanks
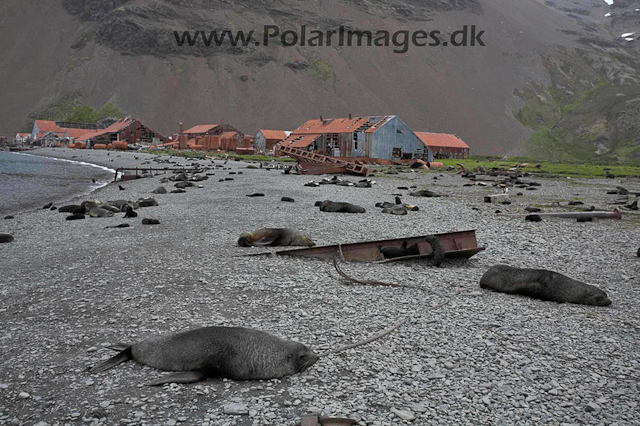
[0,0,638,162]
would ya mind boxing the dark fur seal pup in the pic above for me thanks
[66,214,86,221]
[238,228,315,247]
[379,241,420,259]
[124,206,138,218]
[58,205,82,213]
[319,200,366,213]
[479,265,611,306]
[409,190,444,197]
[0,233,14,243]
[142,218,160,225]
[89,327,319,385]
[281,197,295,202]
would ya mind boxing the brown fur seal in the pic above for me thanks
[89,326,319,385]
[480,265,611,306]
[319,200,366,213]
[237,228,315,247]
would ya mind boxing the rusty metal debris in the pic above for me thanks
[275,230,485,262]
[279,145,369,176]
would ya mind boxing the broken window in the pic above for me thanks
[355,141,358,150]
[392,147,402,158]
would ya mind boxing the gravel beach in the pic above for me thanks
[1,148,639,426]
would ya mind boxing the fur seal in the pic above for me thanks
[81,201,98,213]
[238,228,315,247]
[381,206,408,215]
[42,202,53,209]
[525,214,542,222]
[99,204,121,213]
[152,186,167,194]
[138,198,159,207]
[379,241,420,259]
[142,218,160,225]
[479,265,611,306]
[4,215,14,220]
[172,189,187,193]
[246,193,265,197]
[58,205,82,213]
[318,200,366,213]
[89,207,114,218]
[409,190,444,197]
[89,326,319,385]
[66,214,86,221]
[124,206,138,218]
[281,197,295,202]
[0,233,14,243]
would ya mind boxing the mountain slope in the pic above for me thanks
[0,0,638,162]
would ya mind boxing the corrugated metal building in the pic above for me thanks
[415,132,470,159]
[75,118,166,146]
[254,129,289,153]
[181,123,244,151]
[278,115,433,161]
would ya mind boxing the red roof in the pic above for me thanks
[292,117,373,134]
[75,119,135,142]
[184,124,220,134]
[259,129,287,140]
[219,131,238,139]
[280,134,321,148]
[415,132,470,149]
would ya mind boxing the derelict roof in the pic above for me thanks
[184,124,220,134]
[415,132,470,149]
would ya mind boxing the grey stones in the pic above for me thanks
[391,408,415,421]
[223,403,249,415]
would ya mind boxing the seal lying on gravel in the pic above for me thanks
[0,233,14,243]
[237,228,315,247]
[479,265,611,306]
[89,326,319,385]
[318,200,366,213]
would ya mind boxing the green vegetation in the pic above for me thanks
[437,157,640,178]
[24,92,125,131]
[312,59,334,83]
[514,49,640,165]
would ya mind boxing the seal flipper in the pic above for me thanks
[145,371,205,386]
[107,343,130,352]
[89,347,133,373]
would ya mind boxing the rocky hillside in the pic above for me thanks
[0,0,638,162]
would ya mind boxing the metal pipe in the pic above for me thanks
[499,209,622,219]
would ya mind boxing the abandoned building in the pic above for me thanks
[30,120,100,146]
[75,118,166,146]
[277,115,433,161]
[415,132,470,159]
[14,133,31,144]
[253,130,289,153]
[170,122,245,151]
